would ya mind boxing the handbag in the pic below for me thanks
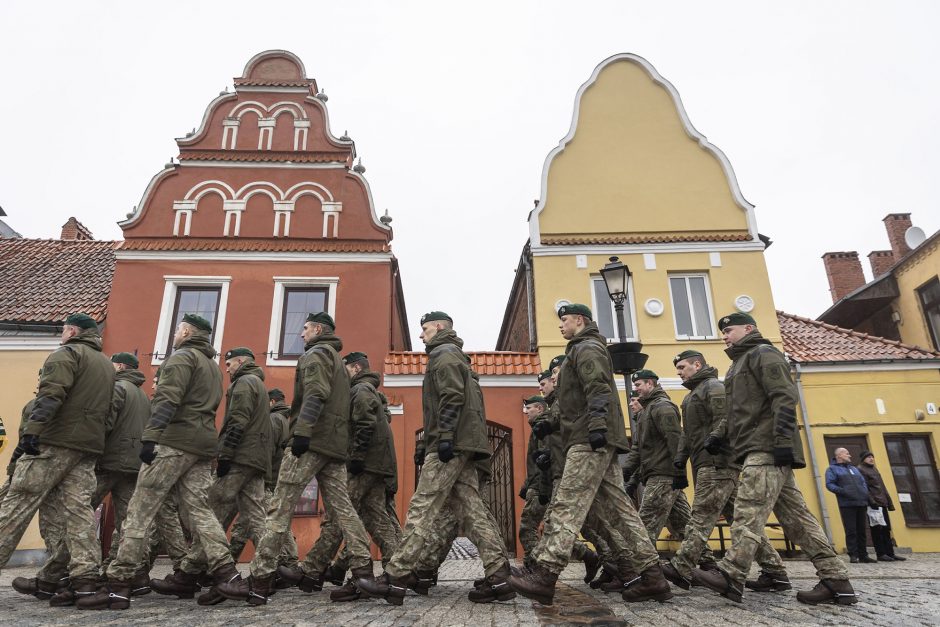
[867,506,887,527]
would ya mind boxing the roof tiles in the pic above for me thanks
[119,238,390,253]
[385,352,542,376]
[178,150,349,164]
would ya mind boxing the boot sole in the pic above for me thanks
[797,596,858,606]
[623,590,674,603]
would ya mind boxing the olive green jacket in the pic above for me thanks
[724,331,806,469]
[556,323,631,454]
[523,416,548,493]
[24,330,115,455]
[290,330,350,461]
[377,391,399,493]
[99,369,149,474]
[8,399,36,475]
[143,333,223,459]
[417,329,490,460]
[268,400,291,488]
[674,366,737,475]
[349,370,396,477]
[623,386,683,483]
[543,393,566,481]
[219,361,272,476]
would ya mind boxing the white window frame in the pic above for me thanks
[668,273,717,340]
[151,276,232,365]
[266,276,339,367]
[589,276,639,343]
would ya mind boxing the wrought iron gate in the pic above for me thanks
[414,421,516,556]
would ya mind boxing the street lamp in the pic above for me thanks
[600,256,630,342]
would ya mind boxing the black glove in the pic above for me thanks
[347,458,365,476]
[519,485,528,500]
[673,459,685,471]
[22,434,41,456]
[291,435,311,458]
[773,447,794,467]
[622,466,634,484]
[414,449,425,466]
[216,459,232,477]
[139,441,157,465]
[438,440,454,463]
[538,491,550,505]
[535,450,551,470]
[672,474,689,490]
[588,430,607,451]
[532,420,553,439]
[625,481,638,499]
[703,435,723,456]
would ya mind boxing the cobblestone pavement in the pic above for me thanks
[1,552,937,626]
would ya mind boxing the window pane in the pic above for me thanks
[923,492,940,521]
[281,289,327,356]
[891,466,914,492]
[689,277,712,337]
[915,466,940,493]
[885,439,905,464]
[623,290,635,340]
[908,438,931,466]
[170,288,220,354]
[593,279,615,339]
[670,277,693,336]
[294,477,319,515]
[899,500,922,523]
[919,278,940,305]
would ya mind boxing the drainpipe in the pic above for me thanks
[793,361,833,543]
[523,248,537,353]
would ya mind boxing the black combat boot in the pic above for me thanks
[411,569,436,595]
[508,562,558,605]
[745,570,792,592]
[330,578,362,602]
[276,564,325,592]
[324,563,347,586]
[601,563,635,593]
[11,577,58,600]
[621,564,673,603]
[468,562,516,603]
[796,579,858,605]
[216,573,274,606]
[693,565,744,603]
[582,549,601,584]
[151,569,200,599]
[76,580,131,610]
[661,561,692,590]
[356,572,409,606]
[129,570,152,596]
[197,562,241,606]
[49,577,98,607]
[590,562,617,590]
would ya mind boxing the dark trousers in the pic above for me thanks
[839,505,869,558]
[870,507,895,557]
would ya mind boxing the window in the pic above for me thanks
[151,276,231,364]
[166,287,221,355]
[266,277,338,366]
[590,277,638,342]
[294,477,320,516]
[884,434,940,526]
[279,288,328,357]
[917,277,940,350]
[668,274,716,339]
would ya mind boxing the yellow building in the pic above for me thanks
[498,53,940,553]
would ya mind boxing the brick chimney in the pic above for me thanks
[883,213,912,260]
[822,251,866,303]
[60,217,94,240]
[868,250,895,277]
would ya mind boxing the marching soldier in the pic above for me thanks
[357,311,514,605]
[518,394,551,565]
[694,313,857,605]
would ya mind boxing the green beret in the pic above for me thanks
[224,347,254,360]
[631,369,658,382]
[673,350,704,366]
[268,388,285,401]
[306,311,335,328]
[549,355,566,371]
[537,370,552,382]
[182,313,213,333]
[718,312,756,331]
[342,351,368,365]
[111,352,139,369]
[524,395,547,406]
[420,311,453,325]
[557,303,592,320]
[65,313,97,330]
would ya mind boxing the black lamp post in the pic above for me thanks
[600,256,648,437]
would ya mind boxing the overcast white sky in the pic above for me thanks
[2,1,939,350]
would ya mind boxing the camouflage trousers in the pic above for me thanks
[230,486,299,565]
[107,445,233,581]
[519,489,547,558]
[38,470,138,581]
[387,453,508,579]
[148,487,190,570]
[719,452,848,585]
[249,451,371,578]
[535,445,658,575]
[671,466,785,578]
[325,472,402,573]
[181,462,265,574]
[0,476,66,584]
[523,482,608,564]
[0,445,100,579]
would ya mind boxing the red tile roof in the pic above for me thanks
[233,78,314,88]
[541,232,752,245]
[118,238,390,253]
[178,150,349,164]
[0,239,116,324]
[385,352,542,376]
[778,311,940,363]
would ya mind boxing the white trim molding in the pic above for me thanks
[151,275,232,366]
[384,374,537,388]
[115,250,393,263]
[0,334,61,350]
[794,362,940,374]
[265,276,339,367]
[530,240,765,258]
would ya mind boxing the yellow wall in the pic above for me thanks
[0,350,55,553]
[893,238,940,350]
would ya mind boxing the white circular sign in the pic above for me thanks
[644,298,664,316]
[555,299,571,314]
[735,295,755,313]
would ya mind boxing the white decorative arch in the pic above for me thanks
[229,101,269,118]
[285,181,333,202]
[236,181,285,201]
[184,180,236,202]
[240,49,308,83]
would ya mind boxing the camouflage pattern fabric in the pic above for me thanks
[519,490,547,558]
[719,452,847,585]
[230,486,298,565]
[147,488,189,570]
